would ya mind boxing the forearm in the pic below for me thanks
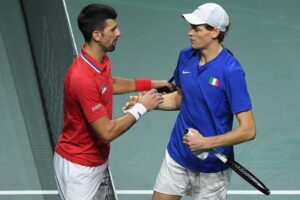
[156,89,182,110]
[113,77,136,94]
[92,89,162,143]
[91,113,138,143]
[113,77,174,95]
[205,125,256,149]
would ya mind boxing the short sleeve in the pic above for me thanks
[225,68,252,114]
[174,51,183,88]
[72,77,108,122]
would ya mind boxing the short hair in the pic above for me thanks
[77,4,117,42]
[204,23,230,43]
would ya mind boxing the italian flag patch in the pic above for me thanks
[209,77,219,87]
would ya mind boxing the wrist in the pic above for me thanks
[135,79,152,91]
[127,103,147,121]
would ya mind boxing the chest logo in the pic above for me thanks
[182,70,191,74]
[209,77,219,87]
[101,84,107,94]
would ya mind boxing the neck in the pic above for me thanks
[199,43,223,65]
[83,42,105,62]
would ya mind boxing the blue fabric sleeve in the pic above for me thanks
[174,52,182,88]
[225,68,252,114]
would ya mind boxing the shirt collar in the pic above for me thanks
[80,46,111,73]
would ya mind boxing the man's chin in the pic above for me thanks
[107,45,116,52]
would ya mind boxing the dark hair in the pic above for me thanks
[204,23,230,43]
[77,4,117,42]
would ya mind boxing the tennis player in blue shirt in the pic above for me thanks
[150,3,256,200]
[124,2,256,200]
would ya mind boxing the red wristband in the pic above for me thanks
[135,79,152,91]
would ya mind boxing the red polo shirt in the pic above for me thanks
[55,47,113,166]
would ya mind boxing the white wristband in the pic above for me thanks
[127,103,147,121]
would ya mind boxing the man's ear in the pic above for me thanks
[92,31,102,42]
[211,28,220,40]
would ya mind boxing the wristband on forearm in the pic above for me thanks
[127,103,147,121]
[135,79,152,91]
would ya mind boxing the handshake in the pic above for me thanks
[123,80,176,120]
[122,89,162,121]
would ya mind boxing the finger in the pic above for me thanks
[182,135,190,142]
[130,95,138,101]
[147,88,157,95]
[189,128,198,134]
[150,92,159,99]
[155,95,164,104]
[125,102,134,108]
[158,99,164,105]
[168,83,174,89]
[154,93,163,99]
[122,107,128,113]
[137,93,142,103]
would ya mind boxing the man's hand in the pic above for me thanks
[152,80,176,93]
[123,95,138,112]
[182,128,208,152]
[138,89,163,111]
[123,89,163,112]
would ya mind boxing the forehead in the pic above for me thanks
[191,24,206,29]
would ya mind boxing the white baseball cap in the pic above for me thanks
[182,3,229,32]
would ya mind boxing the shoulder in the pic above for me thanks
[221,49,244,74]
[179,47,197,58]
[67,68,97,93]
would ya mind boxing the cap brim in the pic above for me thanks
[182,13,206,25]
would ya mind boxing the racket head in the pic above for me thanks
[226,157,270,195]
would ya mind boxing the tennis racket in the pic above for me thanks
[183,129,270,195]
[211,149,270,195]
[157,76,176,93]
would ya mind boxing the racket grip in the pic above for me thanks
[184,129,209,160]
[157,86,172,93]
[157,76,176,93]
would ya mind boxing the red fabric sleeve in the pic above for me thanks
[72,77,108,122]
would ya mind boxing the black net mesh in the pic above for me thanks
[21,0,76,144]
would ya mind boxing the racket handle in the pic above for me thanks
[157,76,176,93]
[184,129,209,160]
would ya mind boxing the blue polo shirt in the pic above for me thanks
[167,47,252,172]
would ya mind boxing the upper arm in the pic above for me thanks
[72,77,108,123]
[235,110,256,139]
[90,115,114,143]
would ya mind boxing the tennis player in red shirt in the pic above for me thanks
[54,4,173,200]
